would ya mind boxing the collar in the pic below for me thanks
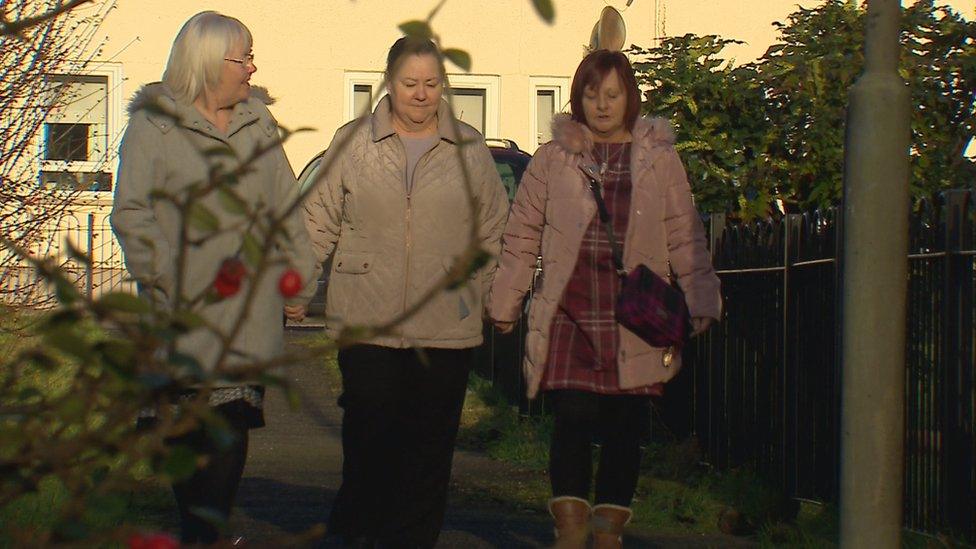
[369,95,460,144]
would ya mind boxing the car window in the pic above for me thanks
[492,155,529,202]
[297,153,324,193]
[494,160,518,201]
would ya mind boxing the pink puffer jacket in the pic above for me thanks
[487,114,721,398]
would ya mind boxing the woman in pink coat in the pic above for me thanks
[488,50,721,548]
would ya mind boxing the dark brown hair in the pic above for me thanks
[569,49,641,131]
[385,36,444,79]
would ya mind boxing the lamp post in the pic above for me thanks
[839,0,910,546]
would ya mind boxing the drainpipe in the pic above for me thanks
[839,1,910,547]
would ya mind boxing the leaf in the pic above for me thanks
[217,187,248,216]
[171,310,205,331]
[189,203,220,233]
[530,0,555,23]
[65,238,91,266]
[96,292,151,314]
[161,445,199,480]
[241,232,263,267]
[398,20,432,39]
[443,48,471,72]
[44,326,90,360]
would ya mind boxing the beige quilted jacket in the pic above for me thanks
[488,114,722,398]
[303,96,509,348]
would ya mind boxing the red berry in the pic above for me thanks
[129,532,179,549]
[278,269,302,298]
[144,533,179,549]
[214,258,246,297]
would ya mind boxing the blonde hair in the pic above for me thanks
[162,11,252,104]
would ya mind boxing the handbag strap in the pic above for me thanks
[580,165,627,275]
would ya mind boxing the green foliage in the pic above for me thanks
[633,0,976,216]
[531,0,555,24]
[633,35,769,216]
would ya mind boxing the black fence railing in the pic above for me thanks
[674,191,974,541]
[476,189,975,541]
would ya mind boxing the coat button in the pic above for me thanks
[363,263,369,268]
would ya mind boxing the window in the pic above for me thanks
[43,74,108,163]
[38,64,122,193]
[529,77,571,152]
[353,84,372,118]
[536,90,556,146]
[45,123,89,162]
[445,74,500,138]
[450,88,486,135]
[344,71,501,139]
[343,72,384,120]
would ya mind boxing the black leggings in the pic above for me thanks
[547,390,649,506]
[168,415,250,544]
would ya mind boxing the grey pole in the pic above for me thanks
[839,0,910,547]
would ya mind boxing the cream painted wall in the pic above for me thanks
[91,0,655,168]
[79,0,974,171]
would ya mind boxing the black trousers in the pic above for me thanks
[168,412,250,544]
[328,345,473,548]
[546,390,650,506]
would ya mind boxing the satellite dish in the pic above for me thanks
[589,6,626,51]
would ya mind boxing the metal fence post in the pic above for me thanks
[940,189,974,538]
[86,213,94,299]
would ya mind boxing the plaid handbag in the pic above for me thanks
[581,165,691,352]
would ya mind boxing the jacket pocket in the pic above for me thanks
[333,251,374,274]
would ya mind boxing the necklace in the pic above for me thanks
[594,142,627,177]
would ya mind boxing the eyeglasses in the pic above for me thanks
[224,53,255,68]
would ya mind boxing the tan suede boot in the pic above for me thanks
[548,496,591,549]
[591,504,633,549]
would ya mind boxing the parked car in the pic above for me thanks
[296,138,532,316]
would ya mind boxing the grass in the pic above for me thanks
[0,309,177,546]
[286,332,972,548]
[456,367,844,546]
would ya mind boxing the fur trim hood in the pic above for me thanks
[127,82,274,115]
[550,113,676,155]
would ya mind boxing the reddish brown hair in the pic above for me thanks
[569,49,641,131]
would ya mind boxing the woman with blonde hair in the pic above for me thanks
[112,11,316,544]
[488,50,721,547]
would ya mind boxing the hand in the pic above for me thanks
[284,304,306,323]
[690,317,714,337]
[492,319,516,334]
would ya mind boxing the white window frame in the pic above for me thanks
[445,73,500,139]
[343,71,385,120]
[343,71,501,139]
[38,61,124,198]
[529,76,571,152]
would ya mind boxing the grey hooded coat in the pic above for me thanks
[111,83,317,381]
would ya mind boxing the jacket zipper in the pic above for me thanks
[398,139,438,346]
[401,191,412,346]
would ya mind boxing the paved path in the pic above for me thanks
[228,330,753,548]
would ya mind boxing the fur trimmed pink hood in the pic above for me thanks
[550,112,676,155]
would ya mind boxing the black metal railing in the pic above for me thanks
[477,189,975,541]
[684,191,974,540]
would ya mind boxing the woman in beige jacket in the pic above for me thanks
[301,37,509,547]
[111,11,317,545]
[488,50,721,548]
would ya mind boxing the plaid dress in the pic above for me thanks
[541,142,659,395]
